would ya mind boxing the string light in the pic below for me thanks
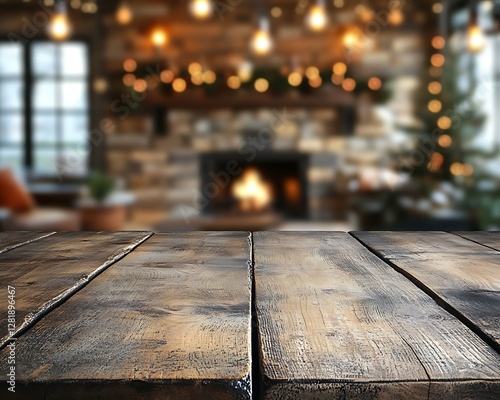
[48,2,71,41]
[438,134,452,148]
[238,61,253,82]
[305,66,320,80]
[133,79,147,93]
[428,100,442,113]
[368,77,382,91]
[331,74,343,85]
[467,23,485,53]
[288,72,303,86]
[437,116,452,130]
[450,162,464,176]
[203,70,216,84]
[188,62,202,75]
[116,2,133,25]
[432,36,446,50]
[428,81,442,94]
[160,70,174,83]
[123,59,137,72]
[151,28,168,47]
[389,10,404,25]
[123,73,135,86]
[227,76,241,89]
[333,62,347,76]
[307,1,328,31]
[463,163,474,176]
[254,78,269,93]
[251,23,273,55]
[430,54,445,67]
[342,78,356,91]
[189,0,213,20]
[172,78,187,93]
[191,73,204,85]
[309,76,322,88]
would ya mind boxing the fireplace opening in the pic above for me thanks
[200,152,309,219]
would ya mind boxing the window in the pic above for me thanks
[0,41,89,176]
[0,43,24,169]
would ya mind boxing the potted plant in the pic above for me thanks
[79,172,128,231]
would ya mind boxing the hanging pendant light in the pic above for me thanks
[116,1,133,25]
[307,0,328,31]
[251,17,273,55]
[48,1,71,40]
[467,5,485,52]
[189,0,213,19]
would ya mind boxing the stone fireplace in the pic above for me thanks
[200,151,309,219]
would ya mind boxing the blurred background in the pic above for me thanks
[0,0,499,232]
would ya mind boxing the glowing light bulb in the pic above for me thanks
[307,3,328,31]
[252,29,272,55]
[368,77,382,91]
[333,62,347,76]
[189,0,213,19]
[172,78,187,93]
[254,78,269,93]
[151,29,168,47]
[238,61,253,82]
[467,24,485,53]
[288,72,303,87]
[49,13,71,40]
[227,76,241,89]
[116,2,133,25]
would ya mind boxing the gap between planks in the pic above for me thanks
[349,231,500,357]
[450,231,500,253]
[0,231,155,350]
[0,232,57,255]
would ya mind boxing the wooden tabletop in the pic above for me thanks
[0,231,499,399]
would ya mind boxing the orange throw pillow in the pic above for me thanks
[0,169,35,212]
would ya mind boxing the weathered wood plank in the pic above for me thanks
[0,232,252,400]
[254,232,500,400]
[0,231,152,346]
[353,231,500,351]
[454,231,500,252]
[0,231,55,254]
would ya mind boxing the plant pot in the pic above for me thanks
[79,204,126,231]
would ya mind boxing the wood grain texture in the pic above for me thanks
[454,231,500,252]
[0,231,55,254]
[254,232,500,400]
[0,231,152,347]
[0,232,252,400]
[353,231,500,350]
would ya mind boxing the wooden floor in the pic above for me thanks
[0,231,499,399]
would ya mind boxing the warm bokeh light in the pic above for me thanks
[342,78,356,92]
[356,5,373,23]
[271,7,282,18]
[428,99,442,113]
[368,77,382,91]
[189,0,213,19]
[307,4,328,31]
[188,62,202,75]
[343,29,359,48]
[238,61,253,82]
[309,76,322,88]
[203,70,216,84]
[432,36,446,50]
[116,2,133,25]
[288,72,303,86]
[450,162,464,176]
[428,152,444,171]
[172,78,187,93]
[389,10,404,26]
[191,73,204,85]
[254,78,269,93]
[428,81,442,94]
[431,54,445,67]
[438,134,453,148]
[333,62,347,76]
[467,24,485,53]
[160,69,174,83]
[151,28,168,47]
[227,75,241,89]
[432,3,443,14]
[123,58,137,72]
[48,13,71,40]
[133,78,147,93]
[252,29,273,55]
[305,66,320,80]
[232,168,272,212]
[463,163,474,176]
[437,116,452,130]
[334,0,344,7]
[331,74,344,85]
[122,73,135,86]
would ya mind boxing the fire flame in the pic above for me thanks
[232,168,272,212]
